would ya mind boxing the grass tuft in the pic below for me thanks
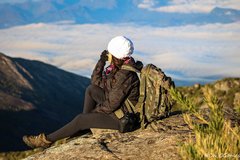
[170,87,240,160]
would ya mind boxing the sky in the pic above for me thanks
[0,0,40,4]
[1,0,240,12]
[138,0,240,13]
[0,0,240,85]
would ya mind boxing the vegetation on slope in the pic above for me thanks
[171,79,240,160]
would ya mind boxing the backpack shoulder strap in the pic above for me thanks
[121,65,139,73]
[124,98,136,113]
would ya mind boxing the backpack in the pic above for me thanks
[120,63,175,129]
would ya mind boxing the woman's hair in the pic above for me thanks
[112,56,125,69]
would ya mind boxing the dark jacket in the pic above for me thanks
[91,58,142,115]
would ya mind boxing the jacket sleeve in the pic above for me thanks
[94,70,133,114]
[91,60,105,88]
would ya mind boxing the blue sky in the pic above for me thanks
[0,0,39,3]
[0,0,239,85]
[2,0,240,12]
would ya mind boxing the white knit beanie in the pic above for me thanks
[107,36,134,59]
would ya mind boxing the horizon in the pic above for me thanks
[0,0,239,85]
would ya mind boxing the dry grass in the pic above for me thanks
[170,87,240,160]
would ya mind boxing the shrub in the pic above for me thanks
[170,88,240,160]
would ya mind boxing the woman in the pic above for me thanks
[23,36,143,148]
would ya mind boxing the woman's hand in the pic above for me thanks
[100,50,108,62]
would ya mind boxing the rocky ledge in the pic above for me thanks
[23,113,190,160]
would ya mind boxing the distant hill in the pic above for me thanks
[0,53,90,152]
[0,0,239,28]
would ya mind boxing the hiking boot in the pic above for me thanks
[23,133,52,148]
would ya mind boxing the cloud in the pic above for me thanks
[75,0,116,9]
[137,0,157,9]
[138,0,240,13]
[0,22,239,83]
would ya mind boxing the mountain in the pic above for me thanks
[0,52,90,152]
[0,0,240,28]
[1,77,239,159]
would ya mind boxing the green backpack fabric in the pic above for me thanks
[121,64,175,129]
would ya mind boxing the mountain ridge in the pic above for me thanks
[0,0,239,28]
[0,52,90,152]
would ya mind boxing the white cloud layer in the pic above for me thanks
[0,22,239,83]
[138,0,240,13]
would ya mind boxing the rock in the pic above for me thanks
[214,81,231,92]
[23,114,190,160]
[194,83,201,89]
[90,128,119,139]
